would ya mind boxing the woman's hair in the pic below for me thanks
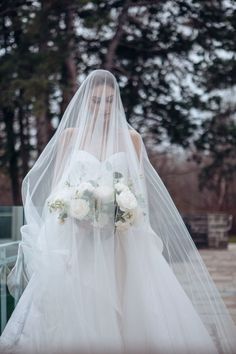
[94,72,115,89]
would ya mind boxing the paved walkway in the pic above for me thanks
[199,243,236,325]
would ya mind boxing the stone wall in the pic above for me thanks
[182,213,233,249]
[207,213,233,249]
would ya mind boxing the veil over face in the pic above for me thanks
[6,69,236,353]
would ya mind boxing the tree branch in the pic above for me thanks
[104,0,131,70]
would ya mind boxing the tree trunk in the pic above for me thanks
[36,0,54,154]
[2,107,21,204]
[60,6,78,115]
[18,90,30,177]
[104,1,130,71]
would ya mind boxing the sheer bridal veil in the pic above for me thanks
[6,69,236,353]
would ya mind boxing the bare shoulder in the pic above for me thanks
[129,129,142,158]
[129,129,142,144]
[129,128,141,137]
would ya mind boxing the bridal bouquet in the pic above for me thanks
[47,172,145,231]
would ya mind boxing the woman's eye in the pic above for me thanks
[92,96,113,104]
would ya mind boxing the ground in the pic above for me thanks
[199,243,236,325]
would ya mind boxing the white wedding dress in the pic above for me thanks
[0,150,219,354]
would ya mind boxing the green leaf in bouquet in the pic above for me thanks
[113,171,123,180]
[65,180,71,187]
[58,211,68,223]
[114,205,119,221]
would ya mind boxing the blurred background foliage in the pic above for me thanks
[0,0,236,230]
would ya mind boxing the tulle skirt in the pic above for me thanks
[0,216,224,354]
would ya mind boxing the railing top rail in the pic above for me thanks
[0,241,20,248]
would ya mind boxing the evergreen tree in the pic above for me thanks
[0,0,235,204]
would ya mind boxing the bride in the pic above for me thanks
[0,69,236,354]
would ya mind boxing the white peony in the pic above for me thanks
[69,198,90,220]
[114,182,129,192]
[94,185,114,202]
[116,190,138,211]
[76,182,95,195]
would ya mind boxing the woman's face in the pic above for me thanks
[90,84,114,122]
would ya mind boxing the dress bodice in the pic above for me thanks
[66,150,129,186]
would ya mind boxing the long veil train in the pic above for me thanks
[0,69,236,354]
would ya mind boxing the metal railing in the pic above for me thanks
[0,241,19,333]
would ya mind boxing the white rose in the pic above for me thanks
[94,185,114,202]
[69,198,90,220]
[114,182,129,192]
[76,182,95,195]
[116,190,137,211]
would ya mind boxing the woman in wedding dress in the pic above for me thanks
[0,69,236,354]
